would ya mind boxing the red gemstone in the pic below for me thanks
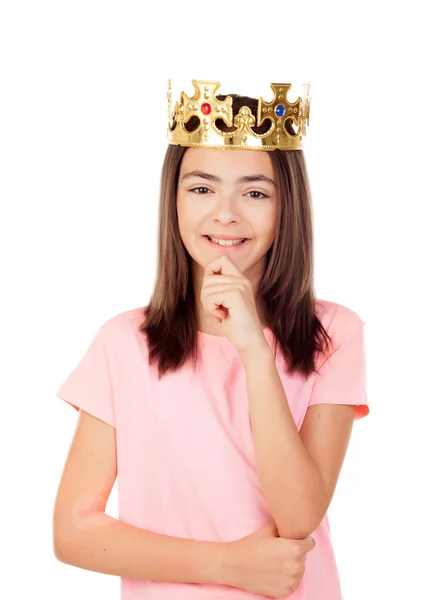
[201,103,212,115]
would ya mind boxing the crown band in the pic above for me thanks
[167,79,311,151]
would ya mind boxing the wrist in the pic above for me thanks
[210,542,237,587]
[238,338,273,368]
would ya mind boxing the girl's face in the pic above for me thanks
[176,148,278,279]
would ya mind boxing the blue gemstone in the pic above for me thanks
[275,104,286,117]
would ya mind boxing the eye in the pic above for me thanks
[246,191,269,199]
[189,186,212,194]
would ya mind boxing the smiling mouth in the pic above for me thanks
[204,235,248,246]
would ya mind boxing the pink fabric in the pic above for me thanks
[56,299,369,600]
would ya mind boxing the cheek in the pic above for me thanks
[257,210,277,247]
[176,197,192,226]
[255,205,277,234]
[179,199,208,231]
[177,200,205,243]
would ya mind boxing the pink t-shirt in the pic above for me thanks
[56,298,369,600]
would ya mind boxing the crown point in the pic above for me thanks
[201,103,212,115]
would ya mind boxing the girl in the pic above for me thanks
[53,79,369,600]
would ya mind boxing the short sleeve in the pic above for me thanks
[309,319,369,420]
[55,326,116,427]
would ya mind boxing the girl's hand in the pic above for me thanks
[201,255,267,354]
[221,522,315,598]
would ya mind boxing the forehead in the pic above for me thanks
[179,148,275,179]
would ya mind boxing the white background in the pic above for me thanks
[1,1,437,599]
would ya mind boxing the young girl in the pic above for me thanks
[53,79,369,600]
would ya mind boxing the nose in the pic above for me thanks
[211,192,242,224]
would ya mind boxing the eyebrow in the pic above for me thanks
[181,170,276,187]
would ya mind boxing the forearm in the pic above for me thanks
[54,510,228,585]
[240,344,325,539]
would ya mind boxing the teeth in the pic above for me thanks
[208,236,246,247]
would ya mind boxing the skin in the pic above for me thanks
[52,150,356,598]
[176,147,278,337]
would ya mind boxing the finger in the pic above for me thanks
[212,308,227,321]
[305,536,316,552]
[204,255,242,277]
[201,286,243,314]
[204,300,230,321]
[203,283,246,296]
[206,306,227,323]
[203,274,242,286]
[202,287,249,324]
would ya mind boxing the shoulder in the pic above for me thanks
[96,305,147,348]
[315,297,365,347]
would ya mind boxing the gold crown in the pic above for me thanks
[167,79,311,151]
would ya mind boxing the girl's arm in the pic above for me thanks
[54,509,228,584]
[53,409,227,584]
[240,343,356,539]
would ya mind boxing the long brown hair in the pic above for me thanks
[139,94,333,380]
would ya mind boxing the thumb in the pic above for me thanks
[306,536,316,551]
